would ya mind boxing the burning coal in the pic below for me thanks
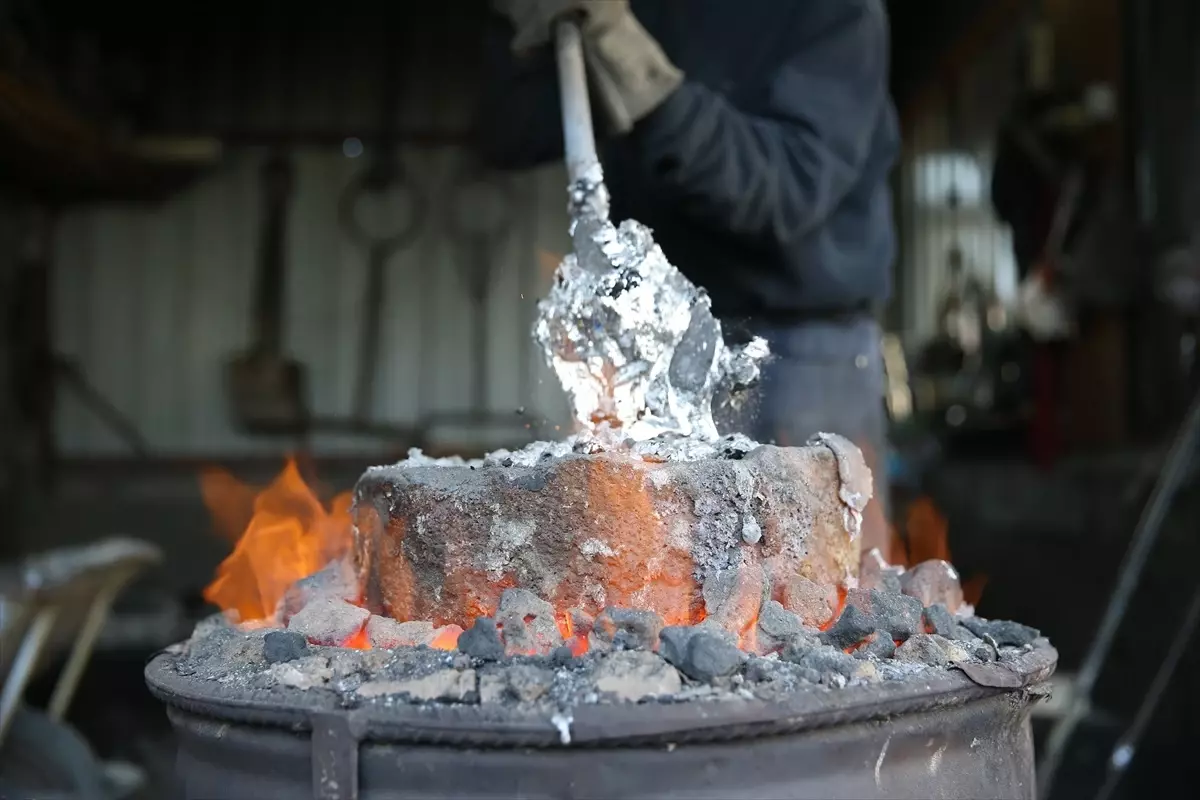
[181,432,1049,720]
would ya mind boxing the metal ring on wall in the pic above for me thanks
[337,164,428,254]
[442,160,517,245]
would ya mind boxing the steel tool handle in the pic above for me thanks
[554,18,599,186]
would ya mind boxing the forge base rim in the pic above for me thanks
[145,644,1056,749]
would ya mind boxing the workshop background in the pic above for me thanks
[3,0,1200,798]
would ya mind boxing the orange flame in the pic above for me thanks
[201,459,354,624]
[890,496,987,606]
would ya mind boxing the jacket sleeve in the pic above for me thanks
[475,15,565,170]
[629,1,893,247]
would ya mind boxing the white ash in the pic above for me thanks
[391,448,482,468]
[171,602,1039,714]
[806,432,872,542]
[370,432,762,477]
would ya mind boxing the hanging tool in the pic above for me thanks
[415,159,538,450]
[554,17,609,232]
[224,150,310,436]
[333,19,425,439]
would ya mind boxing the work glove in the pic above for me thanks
[492,0,684,134]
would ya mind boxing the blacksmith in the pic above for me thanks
[478,0,899,554]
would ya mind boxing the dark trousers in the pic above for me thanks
[720,316,890,556]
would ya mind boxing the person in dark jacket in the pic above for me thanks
[480,0,899,555]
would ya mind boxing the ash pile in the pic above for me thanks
[171,550,1043,710]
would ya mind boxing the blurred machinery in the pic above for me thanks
[909,245,1034,448]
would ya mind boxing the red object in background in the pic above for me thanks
[1029,343,1061,467]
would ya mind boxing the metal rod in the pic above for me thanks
[1095,583,1200,800]
[554,19,599,186]
[55,359,150,457]
[0,607,59,744]
[472,245,490,416]
[1038,386,1200,797]
[46,581,121,721]
[354,246,388,422]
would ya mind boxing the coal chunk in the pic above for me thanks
[263,630,309,664]
[479,664,555,704]
[893,633,971,667]
[659,627,745,683]
[778,576,838,628]
[853,631,896,660]
[567,607,595,638]
[789,645,859,679]
[684,633,746,682]
[923,603,976,642]
[960,617,1040,647]
[365,617,435,649]
[901,560,965,613]
[845,588,923,642]
[457,617,505,662]
[286,597,370,646]
[549,646,575,667]
[279,560,358,624]
[859,548,904,594]
[780,633,820,664]
[657,625,694,667]
[589,607,664,652]
[757,600,805,642]
[743,657,777,683]
[593,651,682,701]
[819,604,877,650]
[496,589,564,656]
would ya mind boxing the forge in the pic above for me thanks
[147,430,1056,800]
[148,143,1054,798]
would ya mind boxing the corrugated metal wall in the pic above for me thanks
[50,9,575,456]
[52,152,574,456]
[47,6,1031,456]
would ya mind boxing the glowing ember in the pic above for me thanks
[200,459,354,624]
[192,462,984,662]
[430,626,464,650]
[341,626,371,650]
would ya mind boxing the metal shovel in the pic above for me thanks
[544,20,765,438]
[224,151,310,436]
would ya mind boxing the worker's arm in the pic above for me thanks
[630,2,891,247]
[475,13,564,170]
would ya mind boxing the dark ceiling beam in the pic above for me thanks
[0,68,219,205]
[893,0,1031,132]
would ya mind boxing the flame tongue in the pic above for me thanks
[201,459,353,624]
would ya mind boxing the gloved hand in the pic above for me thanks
[492,0,683,134]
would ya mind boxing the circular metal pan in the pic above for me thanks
[146,643,1056,749]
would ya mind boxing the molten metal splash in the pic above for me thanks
[200,459,353,624]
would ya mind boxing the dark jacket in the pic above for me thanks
[477,0,900,319]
